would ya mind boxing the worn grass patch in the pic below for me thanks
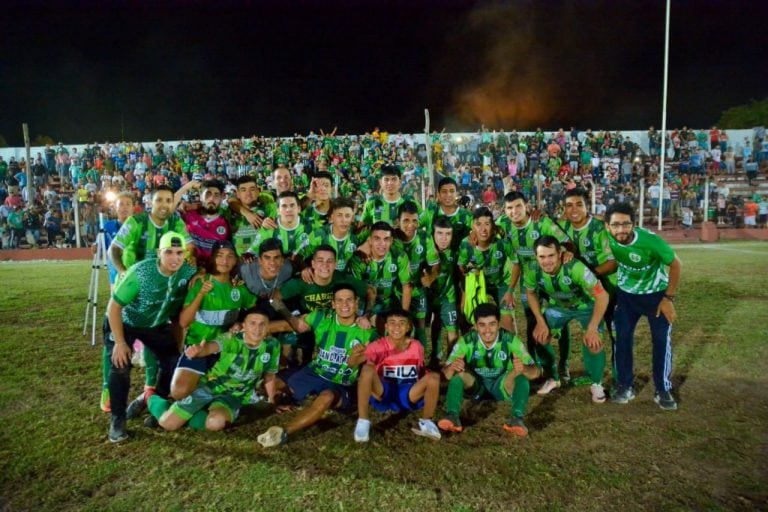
[1,242,767,511]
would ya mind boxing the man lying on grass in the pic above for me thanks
[148,307,283,432]
[354,308,441,443]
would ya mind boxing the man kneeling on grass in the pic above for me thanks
[439,303,541,437]
[257,284,377,448]
[148,307,282,432]
[354,308,441,442]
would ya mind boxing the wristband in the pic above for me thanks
[664,294,675,302]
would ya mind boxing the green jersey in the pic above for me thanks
[607,228,676,294]
[203,333,280,399]
[306,310,376,385]
[299,204,330,231]
[224,197,278,256]
[301,227,360,272]
[394,231,440,299]
[247,219,314,257]
[419,201,472,245]
[429,246,459,303]
[112,258,197,329]
[112,212,191,268]
[562,216,617,288]
[350,251,412,312]
[457,238,511,290]
[280,273,369,313]
[524,259,601,310]
[447,329,534,380]
[361,195,419,227]
[183,278,256,345]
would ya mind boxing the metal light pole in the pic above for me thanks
[658,0,671,232]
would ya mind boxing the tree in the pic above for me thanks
[31,135,56,147]
[717,98,768,129]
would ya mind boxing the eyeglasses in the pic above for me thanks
[608,222,633,229]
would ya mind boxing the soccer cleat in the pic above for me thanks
[559,367,571,386]
[654,390,678,411]
[536,378,561,395]
[437,415,463,433]
[125,393,147,420]
[108,417,129,443]
[354,418,371,443]
[143,415,160,429]
[257,426,287,448]
[412,419,441,440]
[502,417,528,437]
[590,383,607,404]
[610,386,636,404]
[100,389,111,413]
[247,390,265,405]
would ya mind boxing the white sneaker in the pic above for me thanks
[354,418,370,443]
[537,378,561,395]
[257,426,286,448]
[590,383,606,404]
[411,419,441,440]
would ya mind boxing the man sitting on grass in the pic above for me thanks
[439,303,541,438]
[147,307,282,432]
[354,308,441,443]
[257,284,376,447]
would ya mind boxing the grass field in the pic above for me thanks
[1,241,767,511]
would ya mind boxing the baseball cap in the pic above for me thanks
[212,239,235,252]
[159,231,185,250]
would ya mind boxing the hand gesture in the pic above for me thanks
[111,342,132,368]
[199,275,215,295]
[656,298,677,325]
[512,355,524,376]
[448,356,465,373]
[355,315,372,330]
[501,291,516,310]
[242,209,264,229]
[301,267,316,284]
[185,340,207,359]
[583,327,603,353]
[533,321,550,344]
[261,217,278,230]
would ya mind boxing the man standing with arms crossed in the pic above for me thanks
[605,203,681,410]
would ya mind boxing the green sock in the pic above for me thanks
[144,348,158,387]
[537,343,559,381]
[444,376,465,417]
[582,345,607,384]
[188,410,208,431]
[101,346,111,389]
[511,374,530,418]
[148,394,170,419]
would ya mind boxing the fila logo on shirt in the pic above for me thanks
[383,365,418,380]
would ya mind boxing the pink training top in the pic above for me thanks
[364,337,425,383]
[181,210,231,265]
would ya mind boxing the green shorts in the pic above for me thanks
[429,298,458,333]
[410,290,428,320]
[170,385,242,423]
[544,305,603,336]
[467,371,514,402]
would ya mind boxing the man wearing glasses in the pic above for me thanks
[604,203,681,411]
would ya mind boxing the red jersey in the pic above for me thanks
[181,210,231,264]
[364,337,425,383]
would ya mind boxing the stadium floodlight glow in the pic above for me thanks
[105,191,117,203]
[454,136,463,143]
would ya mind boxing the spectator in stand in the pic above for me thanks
[723,146,736,175]
[44,208,63,247]
[743,199,758,229]
[758,196,768,228]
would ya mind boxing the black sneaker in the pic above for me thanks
[654,390,678,411]
[610,386,636,404]
[143,415,160,429]
[125,393,146,420]
[108,417,129,443]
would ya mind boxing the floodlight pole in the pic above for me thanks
[658,0,671,232]
[22,124,34,205]
[424,109,433,208]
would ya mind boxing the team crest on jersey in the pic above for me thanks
[497,352,507,361]
[494,251,503,259]
[299,233,309,242]
[346,244,356,253]
[388,264,397,272]
[178,279,188,287]
[216,226,227,235]
[583,238,591,247]
[562,276,572,285]
[416,245,424,254]
[350,339,361,348]
[231,289,241,301]
[529,230,540,240]
[629,253,641,263]
[261,353,271,364]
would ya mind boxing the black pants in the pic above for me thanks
[106,324,179,421]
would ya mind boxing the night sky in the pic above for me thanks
[2,0,765,146]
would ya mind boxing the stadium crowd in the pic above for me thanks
[0,126,762,444]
